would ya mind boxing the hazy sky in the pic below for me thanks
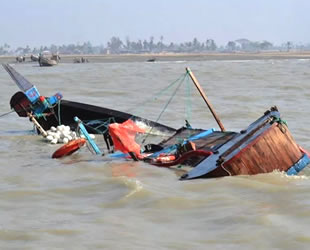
[1,0,309,48]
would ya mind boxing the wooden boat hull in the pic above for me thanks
[9,91,176,136]
[181,107,310,179]
[221,123,301,175]
[35,99,176,135]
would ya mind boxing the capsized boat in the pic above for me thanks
[3,64,309,179]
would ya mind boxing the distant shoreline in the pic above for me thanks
[1,51,310,64]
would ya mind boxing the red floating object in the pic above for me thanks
[52,138,86,158]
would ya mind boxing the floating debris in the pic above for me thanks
[44,125,95,144]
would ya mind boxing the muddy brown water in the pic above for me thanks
[0,58,310,249]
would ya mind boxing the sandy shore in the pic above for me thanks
[1,51,310,64]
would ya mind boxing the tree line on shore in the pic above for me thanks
[0,37,308,56]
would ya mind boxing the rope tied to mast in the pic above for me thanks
[141,72,191,144]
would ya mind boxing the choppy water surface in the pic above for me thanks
[0,58,310,249]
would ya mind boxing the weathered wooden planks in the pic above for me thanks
[223,123,302,176]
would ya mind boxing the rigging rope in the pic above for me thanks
[154,74,187,124]
[141,73,187,144]
[126,73,187,114]
[0,110,15,118]
[82,117,116,135]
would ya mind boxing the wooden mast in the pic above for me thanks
[28,112,48,137]
[186,67,225,132]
